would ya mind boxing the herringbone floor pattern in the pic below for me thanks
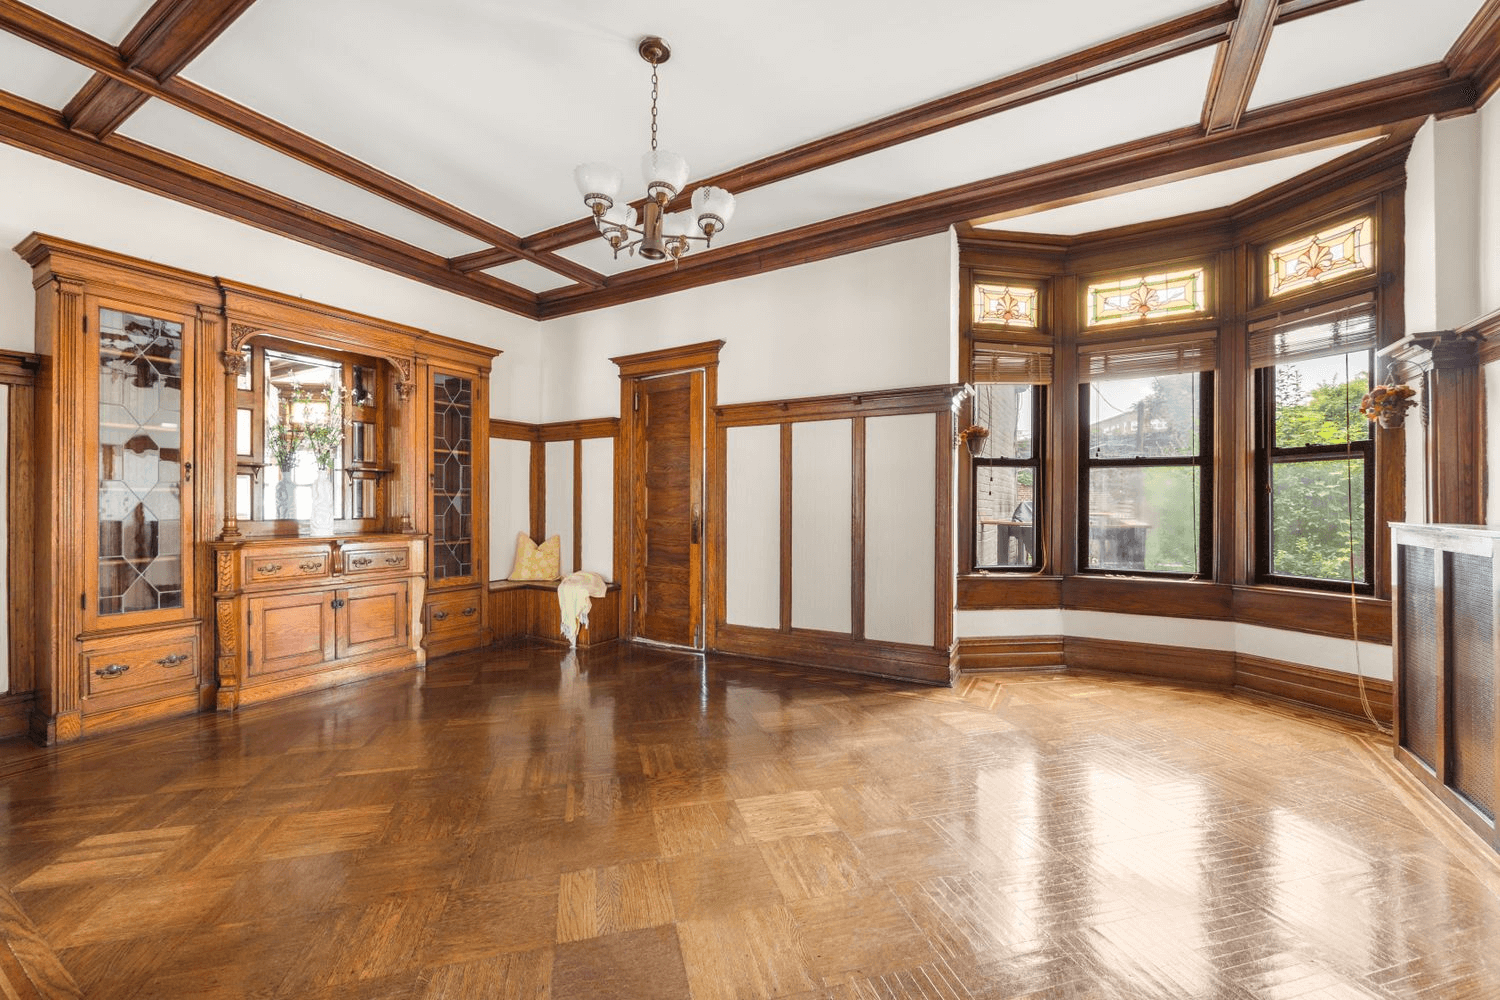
[1,644,1498,999]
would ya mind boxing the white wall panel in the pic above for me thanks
[545,440,574,576]
[580,437,615,579]
[864,413,936,646]
[791,419,851,633]
[725,425,781,630]
[489,437,531,579]
[0,384,8,692]
[1489,362,1500,526]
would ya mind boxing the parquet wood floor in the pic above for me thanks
[2,644,1499,999]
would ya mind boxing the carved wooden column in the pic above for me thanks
[1427,334,1483,525]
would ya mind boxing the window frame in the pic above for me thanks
[1077,371,1215,580]
[1253,349,1376,594]
[971,382,1045,572]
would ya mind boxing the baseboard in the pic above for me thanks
[714,624,953,685]
[0,692,33,740]
[957,633,1390,727]
[953,636,1065,671]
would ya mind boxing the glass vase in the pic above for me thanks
[309,467,336,535]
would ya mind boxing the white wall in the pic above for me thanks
[724,425,781,630]
[536,232,959,421]
[544,440,574,576]
[489,437,531,578]
[579,438,614,580]
[0,384,7,692]
[0,143,543,420]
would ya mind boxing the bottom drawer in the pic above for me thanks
[82,625,200,709]
[426,588,483,637]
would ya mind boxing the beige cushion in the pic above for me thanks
[509,532,560,580]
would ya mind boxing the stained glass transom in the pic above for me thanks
[1267,216,1374,297]
[432,373,473,581]
[973,283,1039,328]
[1086,268,1206,326]
[97,308,185,615]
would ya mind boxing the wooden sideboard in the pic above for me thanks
[1392,522,1499,853]
[212,535,426,709]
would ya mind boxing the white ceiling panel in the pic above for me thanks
[483,260,576,294]
[24,0,155,46]
[1249,0,1484,110]
[120,98,489,258]
[183,0,1215,239]
[681,49,1218,248]
[0,31,93,109]
[980,139,1376,235]
[554,238,644,278]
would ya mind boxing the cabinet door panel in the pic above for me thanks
[248,591,336,675]
[338,581,408,659]
[89,297,195,627]
[431,370,475,586]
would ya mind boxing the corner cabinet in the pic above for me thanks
[18,234,499,744]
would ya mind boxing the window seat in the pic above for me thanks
[488,578,622,646]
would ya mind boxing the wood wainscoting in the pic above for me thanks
[956,634,1393,726]
[490,579,621,648]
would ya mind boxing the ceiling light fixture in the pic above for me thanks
[573,36,735,265]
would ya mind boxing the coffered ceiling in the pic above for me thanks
[0,0,1495,320]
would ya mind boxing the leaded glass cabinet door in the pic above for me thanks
[430,369,475,586]
[87,297,195,627]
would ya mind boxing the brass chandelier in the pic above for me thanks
[573,36,736,264]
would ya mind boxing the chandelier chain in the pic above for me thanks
[649,64,659,152]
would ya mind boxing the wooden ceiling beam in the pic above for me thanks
[62,0,258,138]
[1202,0,1279,133]
[1445,0,1500,105]
[0,88,539,317]
[0,0,603,289]
[536,65,1473,318]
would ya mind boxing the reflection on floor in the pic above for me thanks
[1,643,1498,999]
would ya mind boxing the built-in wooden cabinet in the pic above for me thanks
[17,234,498,743]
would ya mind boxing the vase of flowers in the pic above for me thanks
[267,420,301,520]
[957,424,989,456]
[293,387,345,535]
[1359,383,1417,429]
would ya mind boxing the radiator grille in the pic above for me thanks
[1449,553,1495,820]
[1400,545,1439,771]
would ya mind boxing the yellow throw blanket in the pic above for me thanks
[558,571,607,646]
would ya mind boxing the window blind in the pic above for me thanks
[1248,296,1376,368]
[971,343,1053,385]
[1078,331,1217,381]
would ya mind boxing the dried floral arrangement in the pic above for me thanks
[1358,383,1417,428]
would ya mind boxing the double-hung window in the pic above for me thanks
[1077,333,1216,577]
[970,343,1049,570]
[1252,300,1376,591]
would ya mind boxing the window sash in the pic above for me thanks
[973,458,1041,570]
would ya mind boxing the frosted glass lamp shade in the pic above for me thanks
[599,204,638,229]
[575,162,622,213]
[691,186,735,237]
[663,210,693,238]
[642,150,690,202]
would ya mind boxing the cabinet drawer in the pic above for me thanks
[246,551,329,584]
[83,627,199,705]
[426,589,482,636]
[343,546,410,575]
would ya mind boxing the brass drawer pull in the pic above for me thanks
[299,561,322,572]
[157,653,190,667]
[384,555,404,565]
[255,563,282,574]
[95,663,130,678]
[461,607,477,617]
[331,598,347,610]
[351,556,374,568]
[433,610,449,622]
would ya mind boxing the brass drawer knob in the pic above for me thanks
[157,653,190,667]
[433,610,449,621]
[299,561,322,572]
[255,563,282,574]
[352,556,374,568]
[95,663,130,678]
[461,607,477,617]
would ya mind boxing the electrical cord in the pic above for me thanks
[1342,350,1392,735]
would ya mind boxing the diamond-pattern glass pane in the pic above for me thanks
[432,373,473,580]
[97,308,185,615]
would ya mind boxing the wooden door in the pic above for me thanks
[337,581,409,659]
[632,371,704,648]
[247,590,336,675]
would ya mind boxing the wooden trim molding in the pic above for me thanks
[717,383,970,426]
[610,340,726,378]
[1201,0,1278,134]
[715,623,953,686]
[954,635,1393,727]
